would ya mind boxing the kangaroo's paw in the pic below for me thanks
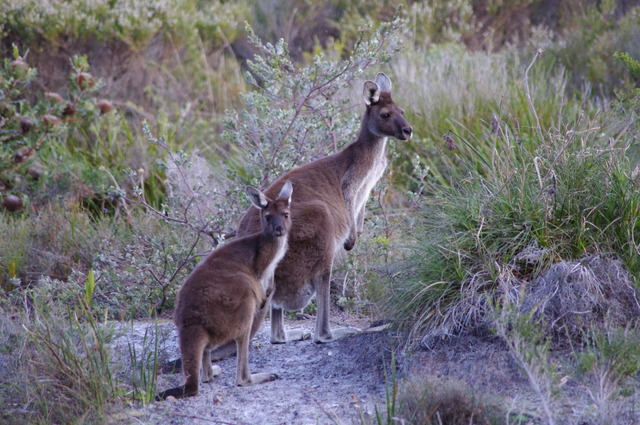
[237,372,279,386]
[270,329,311,344]
[314,326,362,343]
[201,364,222,383]
[156,385,196,400]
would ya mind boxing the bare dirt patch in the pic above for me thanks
[111,313,395,425]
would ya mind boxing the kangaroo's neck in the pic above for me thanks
[349,110,388,160]
[339,110,388,174]
[253,234,288,287]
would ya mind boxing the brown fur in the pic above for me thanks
[157,182,293,399]
[237,73,412,344]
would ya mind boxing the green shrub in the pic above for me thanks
[224,17,406,187]
[1,0,248,49]
[0,207,104,289]
[574,326,640,423]
[388,55,640,342]
[549,2,640,95]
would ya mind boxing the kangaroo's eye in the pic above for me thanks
[265,215,272,222]
[284,213,289,219]
[381,112,391,119]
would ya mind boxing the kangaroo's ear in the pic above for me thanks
[246,186,269,209]
[278,181,293,204]
[375,72,392,93]
[363,80,380,106]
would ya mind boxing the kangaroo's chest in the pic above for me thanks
[347,151,388,210]
[258,239,288,292]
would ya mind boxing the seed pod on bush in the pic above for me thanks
[10,58,28,78]
[97,99,114,114]
[0,102,15,117]
[27,165,43,180]
[76,72,95,90]
[43,114,60,127]
[13,147,35,163]
[19,117,34,134]
[45,92,64,103]
[62,103,76,117]
[3,195,23,212]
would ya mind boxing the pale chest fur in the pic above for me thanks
[358,153,387,204]
[348,141,388,220]
[258,237,288,292]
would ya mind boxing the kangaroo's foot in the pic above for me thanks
[237,372,279,386]
[201,364,222,383]
[162,358,182,374]
[314,326,362,343]
[209,342,237,361]
[270,329,312,344]
[295,311,312,320]
[156,384,197,400]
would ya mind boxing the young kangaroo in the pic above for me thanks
[236,73,412,344]
[157,182,293,399]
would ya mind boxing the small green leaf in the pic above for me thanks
[85,268,95,307]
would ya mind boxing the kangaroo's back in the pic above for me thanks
[173,234,265,328]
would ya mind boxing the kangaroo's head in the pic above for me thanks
[246,181,293,238]
[363,73,412,141]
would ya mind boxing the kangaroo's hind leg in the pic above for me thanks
[201,343,222,382]
[156,325,208,399]
[235,326,278,386]
[314,268,361,343]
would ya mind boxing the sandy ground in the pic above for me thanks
[110,313,396,425]
[108,312,640,424]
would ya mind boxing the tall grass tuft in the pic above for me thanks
[126,321,159,406]
[18,287,117,424]
[395,377,504,425]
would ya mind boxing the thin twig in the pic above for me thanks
[523,49,545,145]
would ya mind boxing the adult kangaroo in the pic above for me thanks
[237,73,412,344]
[157,182,293,399]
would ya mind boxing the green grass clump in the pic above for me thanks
[0,281,117,425]
[395,377,504,425]
[389,78,640,341]
[389,44,589,188]
[0,207,103,289]
[0,274,163,424]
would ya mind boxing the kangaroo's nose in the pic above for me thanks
[275,225,284,235]
[402,126,413,139]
